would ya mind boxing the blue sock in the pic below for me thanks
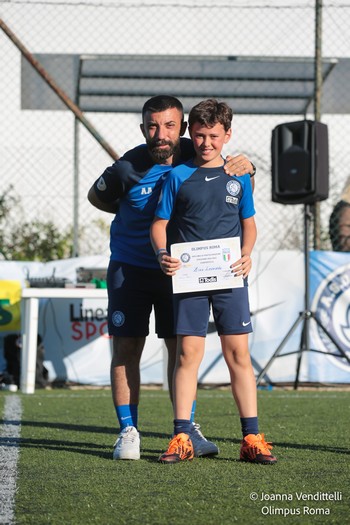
[174,419,192,436]
[190,400,196,423]
[240,416,259,437]
[116,404,138,430]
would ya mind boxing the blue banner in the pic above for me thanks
[309,251,350,382]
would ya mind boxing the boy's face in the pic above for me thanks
[140,107,186,165]
[189,121,231,167]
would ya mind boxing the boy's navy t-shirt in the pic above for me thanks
[155,160,255,246]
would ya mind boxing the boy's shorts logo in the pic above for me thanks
[310,264,350,371]
[112,310,125,327]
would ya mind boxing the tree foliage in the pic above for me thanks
[0,185,72,261]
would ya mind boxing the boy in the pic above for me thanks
[150,98,277,465]
[89,95,256,460]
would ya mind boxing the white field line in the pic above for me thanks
[0,395,22,525]
[19,390,347,400]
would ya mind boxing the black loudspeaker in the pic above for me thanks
[271,120,329,204]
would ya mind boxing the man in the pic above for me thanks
[88,95,256,460]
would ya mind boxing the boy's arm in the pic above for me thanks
[231,217,257,278]
[150,217,181,276]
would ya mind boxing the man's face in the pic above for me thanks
[140,107,185,165]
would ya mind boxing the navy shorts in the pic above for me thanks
[107,260,175,338]
[174,286,252,336]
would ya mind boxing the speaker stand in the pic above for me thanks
[256,204,350,390]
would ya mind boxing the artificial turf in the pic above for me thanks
[2,387,349,525]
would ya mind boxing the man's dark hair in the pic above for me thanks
[329,200,350,251]
[188,98,233,132]
[142,95,184,120]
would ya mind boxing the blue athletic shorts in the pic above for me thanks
[107,260,175,338]
[173,286,252,336]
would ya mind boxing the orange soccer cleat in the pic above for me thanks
[159,433,194,464]
[240,433,277,464]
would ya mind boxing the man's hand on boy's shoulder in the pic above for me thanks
[224,154,256,178]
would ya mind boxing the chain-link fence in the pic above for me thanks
[1,0,350,260]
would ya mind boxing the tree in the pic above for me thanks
[0,185,72,261]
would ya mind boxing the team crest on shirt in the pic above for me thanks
[226,180,241,196]
[310,263,350,371]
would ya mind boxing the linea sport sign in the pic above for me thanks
[309,251,350,381]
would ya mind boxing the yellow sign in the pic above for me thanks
[0,280,22,331]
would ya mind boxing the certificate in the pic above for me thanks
[170,237,243,294]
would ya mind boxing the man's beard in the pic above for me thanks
[147,138,180,164]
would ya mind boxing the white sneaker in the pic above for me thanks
[189,422,219,457]
[113,426,141,460]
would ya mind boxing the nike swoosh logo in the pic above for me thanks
[205,176,220,182]
[120,416,132,421]
[242,321,251,327]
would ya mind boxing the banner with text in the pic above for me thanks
[0,251,349,384]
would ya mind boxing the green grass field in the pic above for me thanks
[2,388,349,525]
